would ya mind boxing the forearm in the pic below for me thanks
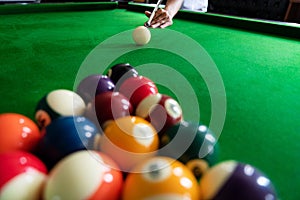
[164,0,184,18]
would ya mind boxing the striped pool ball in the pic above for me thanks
[136,93,183,135]
[44,150,123,200]
[118,76,158,109]
[0,151,47,200]
[122,156,200,200]
[35,89,86,129]
[199,160,278,200]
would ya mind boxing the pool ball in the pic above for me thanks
[99,116,159,172]
[118,76,158,109]
[132,26,151,46]
[43,150,123,200]
[199,160,278,200]
[0,113,41,153]
[122,156,200,200]
[94,91,133,129]
[159,121,219,179]
[34,116,100,169]
[136,93,183,135]
[35,89,86,129]
[0,151,47,200]
[106,63,138,87]
[77,75,115,104]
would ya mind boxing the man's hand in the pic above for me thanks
[145,9,173,28]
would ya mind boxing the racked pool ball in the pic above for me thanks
[77,75,115,104]
[132,26,151,46]
[43,150,123,200]
[0,151,47,200]
[99,116,159,172]
[136,93,183,135]
[34,116,100,169]
[199,160,278,200]
[94,91,133,129]
[118,76,158,109]
[159,121,219,180]
[122,156,200,200]
[0,113,41,153]
[35,89,86,129]
[106,63,138,87]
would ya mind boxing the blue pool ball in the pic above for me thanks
[34,116,100,169]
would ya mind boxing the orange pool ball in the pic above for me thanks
[99,116,159,172]
[0,113,42,153]
[122,156,200,200]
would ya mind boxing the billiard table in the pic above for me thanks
[0,2,299,200]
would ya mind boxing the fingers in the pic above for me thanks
[145,8,173,28]
[145,11,151,17]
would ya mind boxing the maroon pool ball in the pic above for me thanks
[136,93,183,135]
[95,91,133,128]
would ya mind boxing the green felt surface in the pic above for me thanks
[1,3,300,200]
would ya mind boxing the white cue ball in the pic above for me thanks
[132,26,151,46]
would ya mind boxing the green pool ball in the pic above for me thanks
[159,120,219,180]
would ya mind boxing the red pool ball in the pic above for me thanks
[122,156,200,200]
[35,89,86,129]
[136,93,183,135]
[43,150,123,200]
[94,91,133,128]
[99,116,159,172]
[0,151,47,200]
[118,76,158,109]
[199,160,278,200]
[0,113,42,153]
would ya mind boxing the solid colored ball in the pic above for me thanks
[0,151,47,200]
[43,150,123,200]
[106,63,138,87]
[122,156,200,200]
[136,93,183,135]
[35,89,86,129]
[94,91,133,129]
[118,76,158,109]
[34,116,100,169]
[99,116,159,172]
[132,26,151,46]
[77,75,115,104]
[0,113,41,153]
[199,160,278,200]
[159,121,219,179]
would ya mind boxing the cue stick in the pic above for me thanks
[146,0,164,27]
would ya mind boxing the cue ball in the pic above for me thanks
[132,26,151,46]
